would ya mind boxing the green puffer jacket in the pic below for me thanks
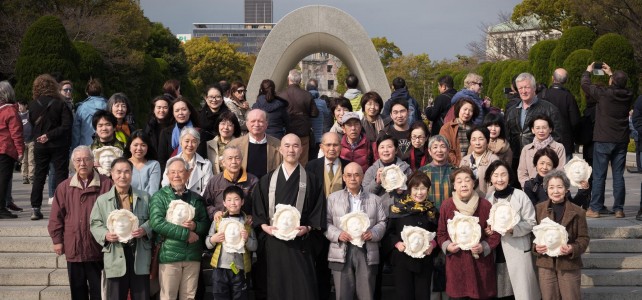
[149,186,209,264]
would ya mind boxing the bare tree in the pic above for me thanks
[467,12,558,62]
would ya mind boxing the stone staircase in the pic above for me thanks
[582,215,642,299]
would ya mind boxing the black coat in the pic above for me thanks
[198,104,230,144]
[581,71,633,143]
[425,88,456,136]
[385,210,439,273]
[305,157,350,191]
[252,95,289,139]
[539,84,580,156]
[28,96,73,149]
[632,96,642,134]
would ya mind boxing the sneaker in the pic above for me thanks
[48,197,54,205]
[6,203,23,212]
[615,211,625,218]
[586,209,600,218]
[599,207,615,215]
[30,208,43,220]
[636,209,642,221]
[0,209,18,219]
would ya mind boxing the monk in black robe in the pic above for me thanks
[252,134,326,300]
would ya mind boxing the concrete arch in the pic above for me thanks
[247,5,391,104]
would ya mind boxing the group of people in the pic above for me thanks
[0,62,634,300]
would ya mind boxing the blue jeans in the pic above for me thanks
[590,142,627,212]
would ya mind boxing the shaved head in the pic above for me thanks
[343,162,364,193]
[280,134,302,165]
[344,162,363,176]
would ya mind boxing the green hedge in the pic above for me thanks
[562,49,593,112]
[549,26,596,75]
[14,15,79,101]
[492,60,530,109]
[529,39,558,86]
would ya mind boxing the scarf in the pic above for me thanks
[390,194,437,221]
[410,147,428,170]
[493,186,514,199]
[453,192,479,216]
[372,116,385,134]
[533,135,554,150]
[171,120,193,154]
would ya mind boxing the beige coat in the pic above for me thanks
[228,134,282,174]
[487,189,541,300]
[517,141,566,187]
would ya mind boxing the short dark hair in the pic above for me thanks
[171,97,200,127]
[125,129,157,160]
[467,126,490,143]
[482,113,507,140]
[360,91,383,114]
[389,97,409,111]
[331,97,353,113]
[453,98,480,122]
[85,78,102,96]
[612,70,628,89]
[376,133,398,149]
[450,166,479,190]
[150,95,173,122]
[306,78,318,91]
[484,160,512,186]
[407,170,432,191]
[162,79,181,99]
[215,111,242,138]
[533,147,560,168]
[345,74,359,89]
[110,157,133,171]
[223,185,244,201]
[528,114,554,131]
[438,75,454,89]
[392,77,406,90]
[92,109,117,129]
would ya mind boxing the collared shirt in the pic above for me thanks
[517,96,539,128]
[348,189,362,213]
[281,164,296,181]
[325,157,339,174]
[249,134,267,144]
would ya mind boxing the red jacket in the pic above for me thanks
[0,103,24,160]
[340,133,372,173]
[48,171,113,262]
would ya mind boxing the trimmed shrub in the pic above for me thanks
[592,33,638,95]
[486,60,513,100]
[492,60,530,109]
[14,15,79,101]
[453,70,468,91]
[549,26,596,75]
[529,39,558,86]
[73,41,104,102]
[562,49,593,112]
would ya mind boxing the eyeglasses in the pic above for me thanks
[73,157,92,163]
[62,88,73,92]
[471,82,483,87]
[236,89,246,93]
[411,135,426,141]
[207,95,223,101]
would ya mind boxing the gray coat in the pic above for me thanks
[325,189,387,265]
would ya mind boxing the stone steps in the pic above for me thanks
[0,237,52,253]
[581,286,642,300]
[582,253,642,269]
[582,269,642,286]
[0,269,68,286]
[0,253,66,269]
[586,238,642,253]
[0,286,71,300]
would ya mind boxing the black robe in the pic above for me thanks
[252,166,325,300]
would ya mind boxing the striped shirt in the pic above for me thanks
[418,163,454,210]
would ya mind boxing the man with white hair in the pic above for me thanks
[278,69,319,166]
[252,133,325,300]
[504,72,565,168]
[48,145,113,300]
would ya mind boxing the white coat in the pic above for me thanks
[162,153,213,196]
[487,188,541,300]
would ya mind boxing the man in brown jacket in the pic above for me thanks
[228,109,281,179]
[278,69,319,165]
[48,145,113,300]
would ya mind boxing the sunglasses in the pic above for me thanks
[236,89,246,93]
[62,88,73,92]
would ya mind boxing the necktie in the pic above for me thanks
[328,162,334,181]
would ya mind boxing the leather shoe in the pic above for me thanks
[615,211,625,218]
[636,209,642,221]
[7,203,23,212]
[0,209,18,219]
[586,209,600,218]
[599,207,615,215]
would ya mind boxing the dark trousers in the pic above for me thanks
[314,238,332,300]
[251,237,268,300]
[0,155,15,210]
[31,146,69,208]
[393,263,433,300]
[67,261,103,300]
[106,245,149,300]
[211,268,248,300]
[636,139,642,170]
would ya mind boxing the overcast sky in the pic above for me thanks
[140,0,522,61]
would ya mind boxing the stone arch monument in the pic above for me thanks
[247,5,391,103]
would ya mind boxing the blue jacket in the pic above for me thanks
[383,88,421,125]
[450,89,488,126]
[72,96,107,148]
[252,95,289,139]
[309,90,330,143]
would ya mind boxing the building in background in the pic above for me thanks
[300,53,342,97]
[245,0,273,23]
[485,16,561,61]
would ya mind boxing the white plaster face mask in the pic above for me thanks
[107,209,139,243]
[564,157,592,188]
[339,211,370,248]
[219,218,245,253]
[166,200,196,225]
[400,225,436,258]
[380,165,408,192]
[271,204,301,241]
[487,200,520,236]
[93,146,124,176]
[447,212,481,251]
[532,217,569,257]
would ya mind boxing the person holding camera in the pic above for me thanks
[581,62,634,218]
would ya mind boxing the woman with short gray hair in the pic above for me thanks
[0,81,24,218]
[161,127,213,196]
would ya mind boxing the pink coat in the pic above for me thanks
[0,103,24,160]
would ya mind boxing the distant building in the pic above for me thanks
[192,23,274,54]
[245,0,273,23]
[486,17,561,60]
[300,53,343,97]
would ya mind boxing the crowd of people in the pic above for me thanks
[0,62,636,300]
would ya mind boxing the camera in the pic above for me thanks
[594,62,603,69]
[503,87,512,94]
